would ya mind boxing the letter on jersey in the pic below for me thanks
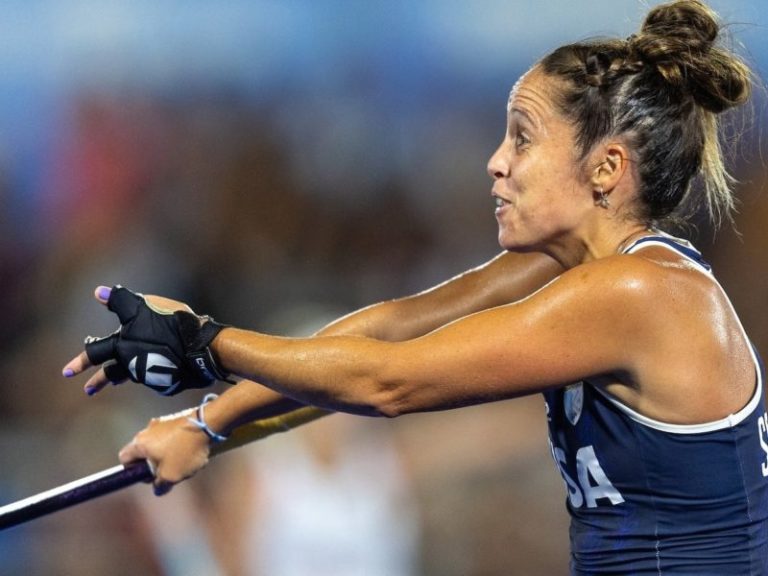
[552,445,584,508]
[576,445,625,508]
[550,442,624,509]
[758,412,768,477]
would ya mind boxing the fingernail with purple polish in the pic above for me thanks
[63,368,74,378]
[98,286,111,300]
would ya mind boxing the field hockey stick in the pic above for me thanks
[0,406,331,531]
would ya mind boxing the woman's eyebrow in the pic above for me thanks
[510,107,537,127]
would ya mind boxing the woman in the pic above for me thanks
[64,1,765,573]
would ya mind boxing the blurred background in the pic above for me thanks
[0,1,765,574]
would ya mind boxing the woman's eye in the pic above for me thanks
[515,132,530,148]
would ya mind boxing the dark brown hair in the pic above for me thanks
[539,0,751,227]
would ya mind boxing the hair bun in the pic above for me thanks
[640,0,718,54]
[630,0,750,113]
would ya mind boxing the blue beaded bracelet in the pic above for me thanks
[187,393,228,443]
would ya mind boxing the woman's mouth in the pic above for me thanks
[493,194,511,215]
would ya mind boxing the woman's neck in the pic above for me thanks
[544,222,653,269]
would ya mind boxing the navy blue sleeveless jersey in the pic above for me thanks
[543,233,768,575]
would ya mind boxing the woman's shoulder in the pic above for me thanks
[550,246,719,315]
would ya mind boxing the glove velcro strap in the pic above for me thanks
[187,348,231,382]
[195,318,227,348]
[175,311,233,383]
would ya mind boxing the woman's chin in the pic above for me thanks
[498,231,521,251]
[498,233,539,254]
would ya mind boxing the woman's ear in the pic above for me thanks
[590,142,630,192]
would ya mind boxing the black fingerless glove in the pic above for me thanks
[84,286,232,396]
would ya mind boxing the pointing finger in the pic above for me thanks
[62,350,93,378]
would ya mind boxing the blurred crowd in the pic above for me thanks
[0,2,766,575]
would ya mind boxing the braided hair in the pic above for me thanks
[539,0,751,228]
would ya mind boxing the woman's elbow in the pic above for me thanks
[365,376,414,418]
[344,345,415,418]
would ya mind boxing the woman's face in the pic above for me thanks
[488,68,594,253]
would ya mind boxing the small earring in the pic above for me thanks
[596,188,610,209]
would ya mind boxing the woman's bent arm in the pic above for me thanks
[208,250,563,432]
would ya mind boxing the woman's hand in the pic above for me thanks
[63,285,229,396]
[118,408,212,496]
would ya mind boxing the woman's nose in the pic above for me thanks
[487,142,510,179]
